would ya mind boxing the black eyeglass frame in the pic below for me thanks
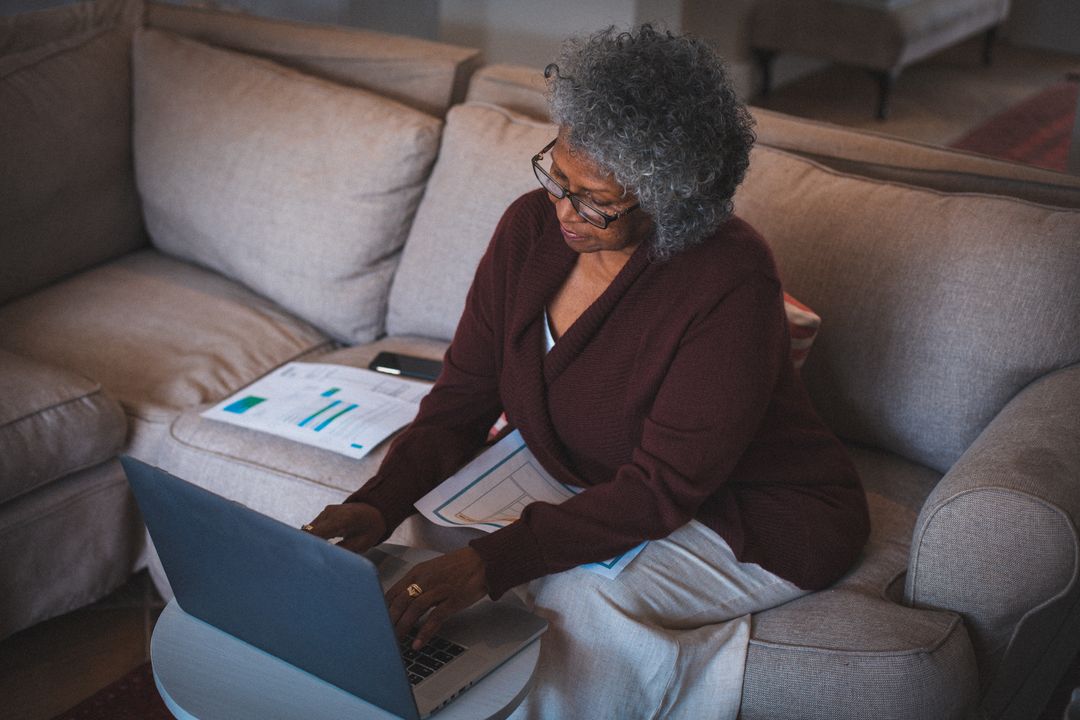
[531,139,640,229]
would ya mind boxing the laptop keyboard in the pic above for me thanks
[400,632,467,686]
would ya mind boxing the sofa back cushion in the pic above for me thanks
[387,102,557,339]
[0,9,145,304]
[734,146,1080,472]
[132,28,443,344]
[751,107,1080,209]
[144,1,480,118]
[464,63,550,122]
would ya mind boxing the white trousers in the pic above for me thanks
[388,517,806,720]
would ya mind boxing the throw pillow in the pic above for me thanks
[132,28,443,344]
[387,102,558,340]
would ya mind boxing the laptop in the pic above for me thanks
[121,456,547,720]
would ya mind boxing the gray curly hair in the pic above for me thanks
[546,25,754,260]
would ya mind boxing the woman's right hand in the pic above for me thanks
[303,502,387,555]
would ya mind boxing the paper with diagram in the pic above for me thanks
[201,362,430,459]
[415,429,647,577]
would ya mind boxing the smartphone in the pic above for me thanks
[368,352,443,381]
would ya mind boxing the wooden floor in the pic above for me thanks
[1,36,1078,720]
[1,571,164,720]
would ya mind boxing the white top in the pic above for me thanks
[543,308,556,353]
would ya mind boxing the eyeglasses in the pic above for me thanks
[531,139,640,229]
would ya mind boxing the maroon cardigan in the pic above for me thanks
[350,189,869,599]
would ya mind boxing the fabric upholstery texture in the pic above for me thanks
[0,250,331,425]
[734,145,1080,473]
[156,336,449,529]
[464,63,550,121]
[387,102,557,339]
[144,0,479,117]
[741,444,979,719]
[0,22,146,304]
[132,28,443,344]
[0,460,143,638]
[907,365,1080,717]
[0,350,127,504]
[751,107,1080,209]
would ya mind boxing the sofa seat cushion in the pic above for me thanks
[156,336,448,528]
[0,250,332,452]
[0,349,126,504]
[0,19,145,305]
[132,28,443,345]
[743,445,979,720]
[735,145,1080,473]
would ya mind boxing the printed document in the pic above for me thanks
[201,362,430,459]
[415,430,646,577]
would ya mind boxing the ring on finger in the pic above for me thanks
[406,583,423,599]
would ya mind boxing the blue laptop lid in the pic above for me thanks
[121,456,419,720]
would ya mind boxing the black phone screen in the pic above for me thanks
[368,352,443,381]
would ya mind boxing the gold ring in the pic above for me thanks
[301,524,315,532]
[406,583,423,598]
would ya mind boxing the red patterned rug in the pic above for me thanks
[950,78,1079,172]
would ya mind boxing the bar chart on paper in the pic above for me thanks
[202,362,430,458]
[446,448,576,527]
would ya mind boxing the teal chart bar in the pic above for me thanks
[314,404,358,431]
[299,400,340,428]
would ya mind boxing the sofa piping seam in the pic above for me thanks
[0,384,119,430]
[748,613,964,658]
[2,463,129,533]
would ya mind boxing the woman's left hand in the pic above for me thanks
[386,547,489,650]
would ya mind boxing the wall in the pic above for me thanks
[437,0,682,71]
[1006,0,1080,53]
[681,0,828,101]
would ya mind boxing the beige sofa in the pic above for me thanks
[3,2,1080,719]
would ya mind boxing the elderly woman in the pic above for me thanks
[307,25,869,719]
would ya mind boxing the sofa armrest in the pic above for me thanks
[906,365,1080,713]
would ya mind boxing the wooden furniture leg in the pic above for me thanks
[754,48,777,97]
[870,69,899,120]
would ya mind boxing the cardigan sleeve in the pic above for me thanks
[470,263,790,597]
[344,205,520,533]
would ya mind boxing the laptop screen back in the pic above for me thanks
[122,456,419,720]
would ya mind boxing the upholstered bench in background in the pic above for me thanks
[751,0,1012,118]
